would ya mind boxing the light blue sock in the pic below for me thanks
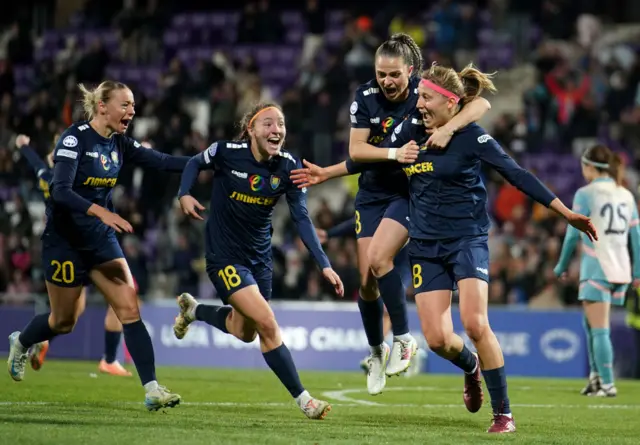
[591,328,614,385]
[582,316,597,374]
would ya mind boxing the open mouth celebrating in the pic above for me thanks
[267,136,281,150]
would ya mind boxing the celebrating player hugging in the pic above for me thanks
[390,62,597,433]
[292,62,598,433]
[290,33,492,396]
[173,103,344,420]
[14,133,132,377]
[7,80,190,411]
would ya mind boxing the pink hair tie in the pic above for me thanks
[420,79,460,103]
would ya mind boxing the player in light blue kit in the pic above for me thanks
[555,145,640,397]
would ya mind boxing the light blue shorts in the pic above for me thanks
[579,280,628,306]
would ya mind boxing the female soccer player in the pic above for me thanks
[294,64,597,432]
[292,33,492,396]
[173,103,344,420]
[396,63,595,433]
[554,145,640,397]
[7,80,188,411]
[15,135,131,377]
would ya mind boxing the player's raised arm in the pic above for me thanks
[123,137,190,172]
[350,123,419,164]
[477,134,597,241]
[15,135,51,181]
[289,159,352,189]
[426,96,491,149]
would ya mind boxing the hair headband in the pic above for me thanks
[420,79,460,104]
[248,106,280,128]
[581,156,609,169]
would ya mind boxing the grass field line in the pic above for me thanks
[321,386,640,409]
[2,393,640,410]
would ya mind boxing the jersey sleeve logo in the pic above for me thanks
[270,175,281,190]
[62,135,78,147]
[349,101,358,115]
[204,142,218,164]
[56,148,78,159]
[477,134,494,144]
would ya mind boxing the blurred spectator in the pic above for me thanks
[0,1,638,312]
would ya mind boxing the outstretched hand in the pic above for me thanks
[290,159,327,189]
[566,212,598,242]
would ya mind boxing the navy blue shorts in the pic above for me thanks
[42,236,124,287]
[206,260,272,305]
[408,235,489,294]
[354,196,409,239]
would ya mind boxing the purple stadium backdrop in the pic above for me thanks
[0,303,636,378]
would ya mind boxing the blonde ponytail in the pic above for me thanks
[458,63,498,105]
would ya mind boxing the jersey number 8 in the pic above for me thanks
[218,266,242,291]
[600,202,628,235]
[51,260,75,284]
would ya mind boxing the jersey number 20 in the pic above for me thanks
[600,202,628,235]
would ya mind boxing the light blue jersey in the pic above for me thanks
[555,178,640,303]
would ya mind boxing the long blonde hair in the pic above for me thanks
[77,80,129,120]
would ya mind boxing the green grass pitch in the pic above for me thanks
[1,360,639,444]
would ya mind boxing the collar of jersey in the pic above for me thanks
[592,177,614,184]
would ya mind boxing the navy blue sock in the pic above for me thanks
[122,320,156,385]
[262,344,305,398]
[377,268,409,336]
[104,330,122,364]
[18,313,58,349]
[450,345,477,373]
[357,296,385,347]
[482,366,511,414]
[195,304,231,333]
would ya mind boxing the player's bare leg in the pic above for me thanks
[9,283,83,381]
[29,287,86,371]
[98,305,131,376]
[583,300,616,397]
[91,259,180,411]
[229,286,331,420]
[357,237,389,395]
[459,278,515,433]
[369,218,417,377]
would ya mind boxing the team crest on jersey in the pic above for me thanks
[270,175,281,190]
[111,151,119,165]
[349,101,358,115]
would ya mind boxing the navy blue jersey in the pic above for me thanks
[178,140,330,270]
[348,77,423,202]
[389,120,556,240]
[20,145,52,200]
[44,121,188,248]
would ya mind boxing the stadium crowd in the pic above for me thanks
[0,0,639,308]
